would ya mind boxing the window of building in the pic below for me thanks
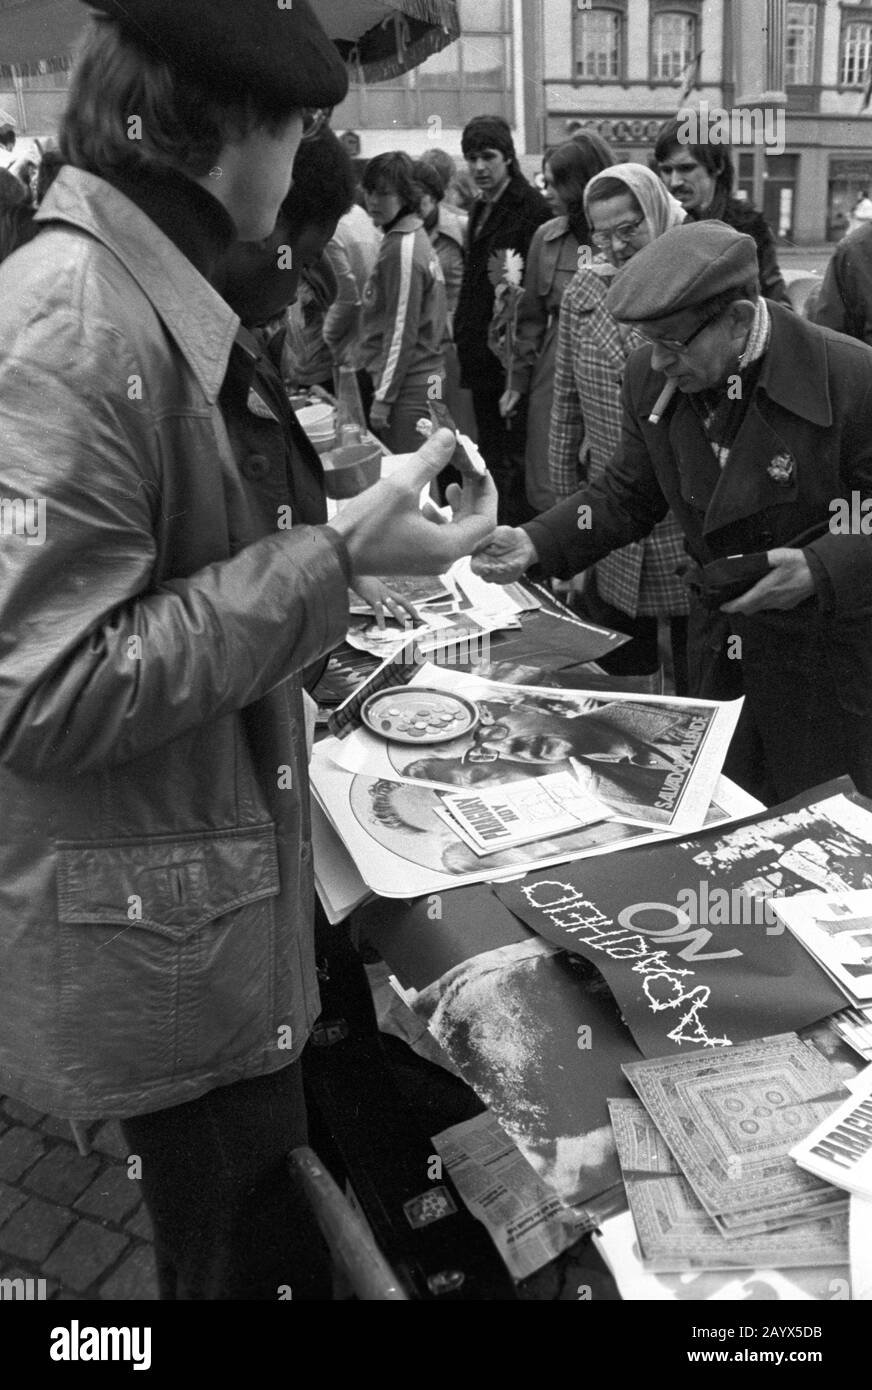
[841,19,872,87]
[651,12,696,81]
[575,8,623,81]
[330,0,513,131]
[785,2,817,84]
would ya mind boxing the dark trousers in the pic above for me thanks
[471,386,536,527]
[121,1062,332,1301]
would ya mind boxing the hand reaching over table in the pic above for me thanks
[350,577,422,628]
[471,526,539,584]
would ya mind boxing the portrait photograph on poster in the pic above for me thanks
[328,664,742,833]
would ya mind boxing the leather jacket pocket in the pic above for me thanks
[55,825,281,1099]
[57,824,279,938]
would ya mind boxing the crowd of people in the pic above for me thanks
[0,0,870,1302]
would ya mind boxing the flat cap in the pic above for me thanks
[81,0,349,112]
[605,221,759,323]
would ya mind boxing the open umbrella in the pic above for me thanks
[0,0,460,80]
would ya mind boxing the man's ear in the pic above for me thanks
[727,298,757,336]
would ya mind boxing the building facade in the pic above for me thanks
[4,0,872,242]
[530,0,872,244]
[329,0,872,245]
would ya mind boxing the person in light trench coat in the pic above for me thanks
[548,163,690,688]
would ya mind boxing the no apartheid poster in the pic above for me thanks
[494,779,872,1058]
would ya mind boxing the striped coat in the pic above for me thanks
[548,266,688,617]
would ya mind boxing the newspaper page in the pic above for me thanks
[430,1111,594,1281]
[328,663,742,834]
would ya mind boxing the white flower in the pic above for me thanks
[503,249,524,288]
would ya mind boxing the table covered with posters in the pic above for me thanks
[307,584,870,1301]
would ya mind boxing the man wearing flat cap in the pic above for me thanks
[474,221,872,805]
[0,0,495,1299]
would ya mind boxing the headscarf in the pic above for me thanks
[583,162,685,241]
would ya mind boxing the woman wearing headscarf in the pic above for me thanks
[548,163,690,691]
[500,133,614,513]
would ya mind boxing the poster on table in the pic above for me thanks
[406,937,636,1212]
[327,663,742,833]
[494,781,870,1057]
[311,740,759,900]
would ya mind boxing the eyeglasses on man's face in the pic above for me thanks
[590,214,647,250]
[635,308,724,356]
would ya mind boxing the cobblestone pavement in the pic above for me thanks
[0,1096,157,1301]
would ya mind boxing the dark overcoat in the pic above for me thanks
[454,172,551,395]
[526,303,872,802]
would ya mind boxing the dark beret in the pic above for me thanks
[81,0,349,112]
[605,221,759,323]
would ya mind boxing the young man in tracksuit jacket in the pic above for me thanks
[360,152,447,455]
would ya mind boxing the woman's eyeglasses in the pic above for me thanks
[590,215,646,250]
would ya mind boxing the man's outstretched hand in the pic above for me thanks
[471,526,538,583]
[329,428,498,577]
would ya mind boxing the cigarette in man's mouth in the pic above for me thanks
[648,379,678,425]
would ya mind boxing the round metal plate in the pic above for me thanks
[360,686,480,744]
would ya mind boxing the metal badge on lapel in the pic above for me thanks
[246,387,280,422]
[766,451,795,485]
